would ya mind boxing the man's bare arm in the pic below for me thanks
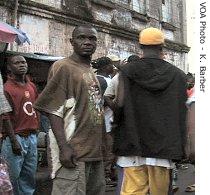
[3,92,22,155]
[104,95,116,111]
[48,113,77,168]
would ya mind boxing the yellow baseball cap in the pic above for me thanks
[139,27,164,45]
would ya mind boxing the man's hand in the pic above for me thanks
[59,144,77,168]
[11,140,22,155]
[104,96,117,111]
[47,114,78,168]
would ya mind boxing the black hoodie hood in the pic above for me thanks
[121,58,176,91]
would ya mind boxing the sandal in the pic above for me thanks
[177,164,188,170]
[185,184,195,192]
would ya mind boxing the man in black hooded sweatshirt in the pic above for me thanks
[112,27,187,195]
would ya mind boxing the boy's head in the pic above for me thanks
[187,72,195,90]
[127,55,141,63]
[91,57,113,75]
[7,55,28,76]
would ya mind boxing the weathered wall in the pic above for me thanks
[0,6,9,22]
[0,0,189,72]
[18,15,50,54]
[164,49,187,71]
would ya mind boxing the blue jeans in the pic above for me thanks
[1,134,37,195]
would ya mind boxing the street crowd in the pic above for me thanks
[0,25,195,195]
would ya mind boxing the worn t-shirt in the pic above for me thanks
[4,78,39,134]
[34,57,104,178]
[104,73,119,98]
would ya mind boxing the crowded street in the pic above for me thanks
[0,0,197,194]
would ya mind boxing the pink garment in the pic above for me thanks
[187,87,194,98]
[186,87,195,106]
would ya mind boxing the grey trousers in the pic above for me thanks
[51,161,106,195]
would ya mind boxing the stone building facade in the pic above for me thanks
[0,0,189,72]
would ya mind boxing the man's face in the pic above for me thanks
[8,56,28,75]
[71,27,97,57]
[104,64,114,75]
[187,78,195,90]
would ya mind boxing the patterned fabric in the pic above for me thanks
[0,156,13,193]
[0,73,12,115]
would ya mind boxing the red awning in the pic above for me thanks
[0,21,30,45]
